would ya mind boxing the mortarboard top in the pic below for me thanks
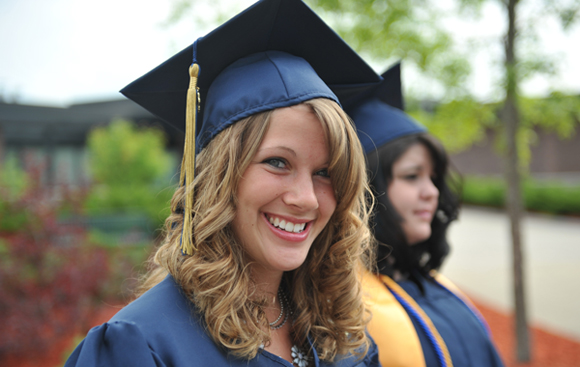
[120,0,381,255]
[121,0,381,153]
[346,62,426,154]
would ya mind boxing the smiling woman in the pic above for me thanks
[63,0,381,366]
[150,97,372,363]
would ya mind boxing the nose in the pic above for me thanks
[282,172,319,212]
[421,177,439,201]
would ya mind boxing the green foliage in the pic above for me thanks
[520,92,580,139]
[462,176,580,215]
[491,123,538,172]
[524,181,580,215]
[84,183,174,230]
[462,176,505,208]
[307,0,471,96]
[486,93,580,171]
[88,119,172,186]
[411,92,580,169]
[0,155,29,199]
[409,97,496,153]
[84,119,176,229]
[544,0,580,29]
[0,157,31,232]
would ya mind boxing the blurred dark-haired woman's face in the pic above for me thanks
[387,143,439,245]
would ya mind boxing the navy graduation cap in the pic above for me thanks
[346,62,427,154]
[121,0,381,255]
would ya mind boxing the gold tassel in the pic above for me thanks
[180,63,200,255]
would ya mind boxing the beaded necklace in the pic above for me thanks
[267,289,309,366]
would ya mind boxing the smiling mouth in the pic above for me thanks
[266,214,307,233]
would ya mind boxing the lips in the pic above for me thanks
[414,209,435,220]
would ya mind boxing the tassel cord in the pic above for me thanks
[180,63,200,255]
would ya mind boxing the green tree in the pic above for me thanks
[308,0,472,96]
[409,97,497,153]
[456,1,578,361]
[84,119,175,229]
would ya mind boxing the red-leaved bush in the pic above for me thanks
[0,170,111,361]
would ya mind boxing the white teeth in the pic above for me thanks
[267,215,306,233]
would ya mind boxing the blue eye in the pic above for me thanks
[315,168,330,178]
[264,158,287,169]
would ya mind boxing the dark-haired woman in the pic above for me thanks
[349,63,504,367]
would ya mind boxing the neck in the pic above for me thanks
[251,265,284,298]
[251,267,298,365]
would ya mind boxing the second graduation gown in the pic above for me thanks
[363,270,504,367]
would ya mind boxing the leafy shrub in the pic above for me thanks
[0,168,111,361]
[462,176,505,208]
[523,181,580,215]
[0,157,30,232]
[84,119,176,231]
[462,175,580,215]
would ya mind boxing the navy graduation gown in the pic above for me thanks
[65,276,380,367]
[398,273,504,367]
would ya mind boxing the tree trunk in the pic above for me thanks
[502,0,530,362]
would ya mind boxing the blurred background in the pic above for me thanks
[0,0,579,366]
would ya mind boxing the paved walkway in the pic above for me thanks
[441,206,580,341]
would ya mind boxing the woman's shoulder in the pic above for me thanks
[113,275,213,340]
[110,275,198,327]
[65,276,220,367]
[64,320,165,367]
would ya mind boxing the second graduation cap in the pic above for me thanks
[346,63,427,154]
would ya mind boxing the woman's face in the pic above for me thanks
[232,104,337,277]
[387,143,439,245]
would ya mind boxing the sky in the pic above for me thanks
[0,0,579,107]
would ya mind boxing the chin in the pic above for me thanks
[270,252,309,272]
[407,227,432,245]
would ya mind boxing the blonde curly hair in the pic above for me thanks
[139,98,374,361]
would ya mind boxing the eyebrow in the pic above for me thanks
[396,164,428,174]
[398,164,422,170]
[258,146,297,157]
